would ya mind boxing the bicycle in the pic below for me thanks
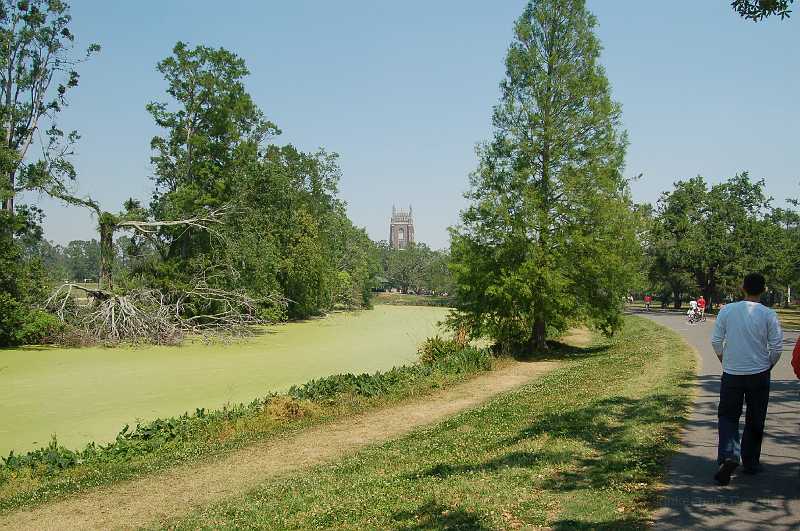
[687,310,703,325]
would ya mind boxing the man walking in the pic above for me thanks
[711,273,783,485]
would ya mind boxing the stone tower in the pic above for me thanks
[389,205,415,250]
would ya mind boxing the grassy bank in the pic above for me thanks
[373,292,453,307]
[166,316,695,530]
[0,337,492,514]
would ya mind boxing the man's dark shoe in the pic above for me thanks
[714,459,739,485]
[741,464,762,475]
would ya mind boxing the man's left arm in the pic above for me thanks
[767,311,784,368]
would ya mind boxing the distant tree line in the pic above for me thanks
[376,242,454,296]
[642,173,798,310]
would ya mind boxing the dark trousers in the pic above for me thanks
[717,369,771,467]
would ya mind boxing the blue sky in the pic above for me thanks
[22,1,799,249]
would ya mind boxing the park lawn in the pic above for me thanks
[164,316,695,530]
[776,307,800,330]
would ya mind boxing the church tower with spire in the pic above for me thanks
[389,205,415,250]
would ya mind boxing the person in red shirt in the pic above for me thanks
[644,294,652,311]
[792,336,800,379]
[697,295,706,320]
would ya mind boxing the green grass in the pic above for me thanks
[0,305,448,456]
[775,307,800,329]
[0,332,493,514]
[163,316,695,530]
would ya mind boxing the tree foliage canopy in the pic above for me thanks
[645,173,797,307]
[132,43,378,322]
[0,0,99,212]
[378,242,452,295]
[732,0,793,21]
[449,0,639,353]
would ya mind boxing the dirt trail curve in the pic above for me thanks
[1,360,559,531]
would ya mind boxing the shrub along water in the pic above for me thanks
[0,339,492,512]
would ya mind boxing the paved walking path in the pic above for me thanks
[646,313,799,530]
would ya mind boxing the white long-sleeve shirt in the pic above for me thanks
[711,301,783,375]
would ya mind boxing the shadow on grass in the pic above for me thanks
[550,520,643,530]
[510,392,691,491]
[404,385,693,528]
[505,340,612,363]
[391,501,490,530]
[409,450,571,480]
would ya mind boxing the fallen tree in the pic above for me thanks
[36,191,289,345]
[46,275,284,345]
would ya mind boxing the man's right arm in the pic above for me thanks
[711,309,726,361]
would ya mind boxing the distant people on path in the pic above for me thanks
[697,295,706,319]
[710,273,783,485]
[687,299,700,322]
[644,294,652,311]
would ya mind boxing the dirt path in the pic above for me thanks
[1,360,559,531]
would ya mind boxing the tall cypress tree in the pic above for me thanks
[449,0,639,352]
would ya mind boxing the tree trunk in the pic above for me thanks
[673,288,682,309]
[2,170,13,212]
[99,219,115,290]
[702,268,716,311]
[530,317,547,352]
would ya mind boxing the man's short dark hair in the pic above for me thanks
[743,273,766,296]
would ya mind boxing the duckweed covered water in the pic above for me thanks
[0,306,449,455]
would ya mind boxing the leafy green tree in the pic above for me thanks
[642,198,693,308]
[423,249,454,295]
[646,173,776,308]
[0,205,44,298]
[227,144,377,318]
[732,0,793,21]
[63,239,100,281]
[0,0,99,212]
[34,239,69,280]
[0,205,57,346]
[646,176,707,308]
[0,0,100,345]
[450,0,638,352]
[327,212,380,308]
[766,201,800,304]
[125,42,378,322]
[385,242,434,293]
[147,41,278,262]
